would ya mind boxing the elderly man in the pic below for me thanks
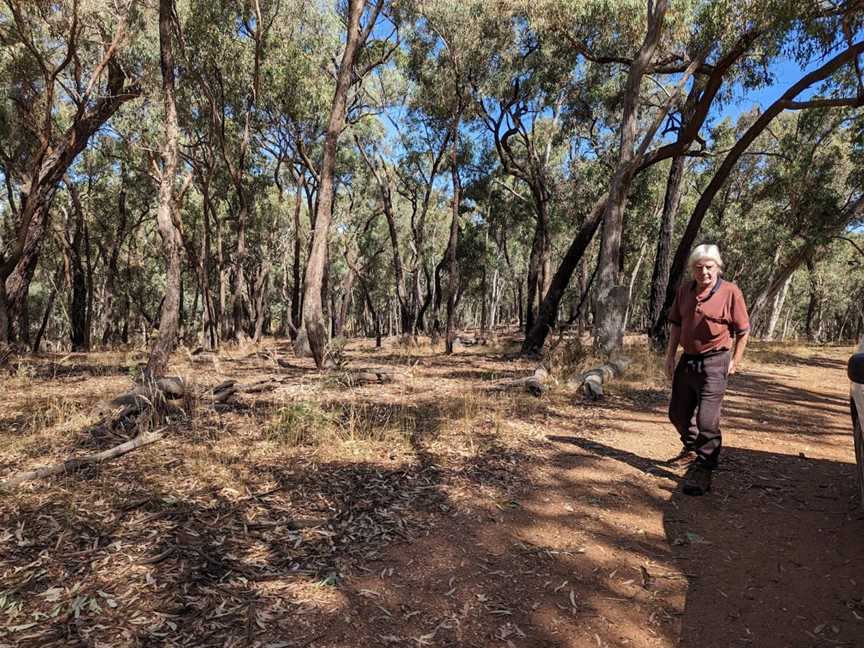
[664,244,750,495]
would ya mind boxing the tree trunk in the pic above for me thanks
[252,262,270,344]
[99,183,129,346]
[32,269,60,354]
[333,246,357,339]
[230,197,248,341]
[146,0,182,379]
[765,273,791,341]
[805,255,820,341]
[480,264,488,335]
[290,178,304,339]
[524,216,545,335]
[4,204,51,343]
[522,195,606,354]
[622,239,647,332]
[593,0,668,354]
[647,154,685,348]
[301,0,369,367]
[200,182,218,349]
[445,121,461,354]
[66,183,90,350]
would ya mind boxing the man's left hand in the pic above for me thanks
[727,360,737,376]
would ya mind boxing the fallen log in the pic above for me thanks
[211,379,239,405]
[1,429,165,490]
[347,368,396,385]
[154,376,185,399]
[212,386,239,404]
[490,366,549,397]
[242,380,281,394]
[569,357,631,400]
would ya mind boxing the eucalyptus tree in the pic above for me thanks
[146,0,183,378]
[354,122,416,335]
[259,6,335,340]
[653,6,864,344]
[399,0,500,351]
[388,112,451,333]
[178,0,280,341]
[0,0,142,343]
[299,0,396,367]
[701,109,864,336]
[521,0,858,354]
[469,5,576,337]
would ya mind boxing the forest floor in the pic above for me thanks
[0,333,862,648]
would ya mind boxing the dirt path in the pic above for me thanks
[0,341,861,647]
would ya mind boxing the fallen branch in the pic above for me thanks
[1,429,165,490]
[569,357,631,400]
[345,368,396,385]
[212,380,239,404]
[490,366,549,397]
[242,380,281,394]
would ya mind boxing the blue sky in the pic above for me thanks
[719,56,820,122]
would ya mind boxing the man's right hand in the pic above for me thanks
[665,355,676,379]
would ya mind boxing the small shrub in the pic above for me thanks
[545,334,590,380]
[324,337,348,370]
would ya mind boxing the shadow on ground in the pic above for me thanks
[543,435,864,648]
[2,342,862,647]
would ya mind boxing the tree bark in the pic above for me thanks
[524,212,547,335]
[593,0,668,354]
[146,0,183,379]
[332,247,357,339]
[65,182,91,350]
[764,273,791,341]
[252,262,270,344]
[4,204,51,343]
[522,194,607,353]
[647,154,686,348]
[98,183,130,346]
[302,0,378,367]
[290,177,304,339]
[805,254,820,341]
[445,120,461,354]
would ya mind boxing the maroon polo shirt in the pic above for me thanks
[668,278,750,355]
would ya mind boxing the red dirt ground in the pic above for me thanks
[0,339,862,647]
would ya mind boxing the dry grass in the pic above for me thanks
[1,334,858,648]
[0,335,674,646]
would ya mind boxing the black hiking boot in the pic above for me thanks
[682,463,712,496]
[667,446,697,467]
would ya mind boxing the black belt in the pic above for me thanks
[681,348,729,374]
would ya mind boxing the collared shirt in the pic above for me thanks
[668,278,750,355]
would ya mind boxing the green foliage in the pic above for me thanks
[2,0,863,353]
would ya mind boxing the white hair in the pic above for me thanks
[688,244,724,271]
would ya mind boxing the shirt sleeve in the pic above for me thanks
[730,285,750,335]
[667,286,682,326]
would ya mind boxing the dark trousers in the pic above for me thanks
[668,350,731,468]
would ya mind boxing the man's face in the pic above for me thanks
[692,259,719,289]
